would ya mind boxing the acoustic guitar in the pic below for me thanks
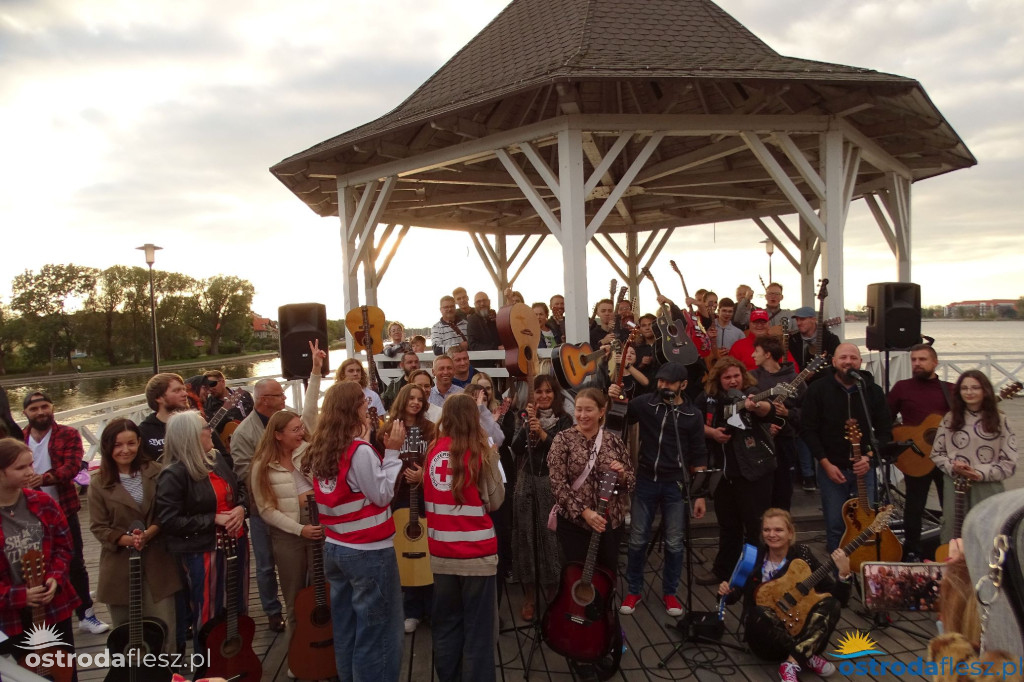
[640,267,698,366]
[893,381,1022,477]
[17,549,74,682]
[604,328,640,440]
[497,302,541,379]
[346,304,386,394]
[392,426,433,588]
[287,497,338,681]
[200,531,261,681]
[755,508,894,637]
[105,522,173,682]
[934,476,970,563]
[542,470,620,664]
[840,421,903,572]
[551,342,607,392]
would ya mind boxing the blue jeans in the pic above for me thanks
[796,437,815,478]
[322,542,404,682]
[248,514,281,616]
[817,464,876,552]
[626,476,685,596]
[431,573,497,682]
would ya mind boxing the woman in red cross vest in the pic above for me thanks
[303,381,404,682]
[422,393,505,682]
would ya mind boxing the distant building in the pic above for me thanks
[944,299,1018,318]
[252,314,279,339]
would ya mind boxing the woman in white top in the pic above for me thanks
[250,410,323,629]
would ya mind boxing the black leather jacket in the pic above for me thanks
[155,451,243,554]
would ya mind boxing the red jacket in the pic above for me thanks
[728,333,797,371]
[24,422,83,516]
[315,440,395,545]
[422,438,496,560]
[0,490,80,636]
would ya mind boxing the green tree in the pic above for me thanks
[12,264,98,373]
[0,302,23,375]
[186,276,255,355]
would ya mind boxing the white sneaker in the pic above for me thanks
[79,607,110,634]
[404,618,420,633]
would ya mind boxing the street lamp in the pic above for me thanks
[136,244,162,374]
[761,238,775,284]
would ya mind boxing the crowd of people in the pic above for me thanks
[0,281,1020,682]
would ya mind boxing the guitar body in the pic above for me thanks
[200,613,261,681]
[497,302,541,378]
[552,343,601,390]
[16,549,74,682]
[653,313,698,366]
[345,305,386,354]
[754,559,829,637]
[604,400,629,440]
[542,561,619,662]
[103,620,173,681]
[288,584,337,680]
[840,498,903,571]
[892,414,943,477]
[392,507,433,587]
[17,649,74,682]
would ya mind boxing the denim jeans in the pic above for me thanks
[795,437,815,478]
[322,542,404,682]
[431,573,497,682]
[817,464,876,552]
[626,475,685,596]
[248,514,282,617]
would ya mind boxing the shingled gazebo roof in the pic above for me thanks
[271,0,975,232]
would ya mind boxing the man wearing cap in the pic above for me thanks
[789,306,841,372]
[609,364,708,618]
[728,309,796,370]
[203,370,255,431]
[22,391,110,634]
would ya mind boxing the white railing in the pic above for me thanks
[861,349,1024,389]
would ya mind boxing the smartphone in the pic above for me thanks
[861,561,946,612]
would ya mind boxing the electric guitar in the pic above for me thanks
[756,508,894,637]
[669,259,712,358]
[542,470,620,664]
[104,522,173,682]
[807,279,829,357]
[287,497,337,681]
[640,267,698,366]
[200,531,261,681]
[839,421,903,572]
[17,550,74,682]
[721,355,827,427]
[934,476,970,563]
[392,427,433,587]
[551,342,608,392]
[893,381,1021,477]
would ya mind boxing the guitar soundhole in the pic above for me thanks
[221,635,242,658]
[571,580,595,607]
[924,428,938,445]
[312,605,332,627]
[405,523,422,541]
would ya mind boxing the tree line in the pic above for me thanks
[0,264,258,375]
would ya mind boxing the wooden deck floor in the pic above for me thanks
[70,482,940,682]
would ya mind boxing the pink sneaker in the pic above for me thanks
[663,594,683,616]
[619,594,641,615]
[779,661,801,682]
[808,655,836,676]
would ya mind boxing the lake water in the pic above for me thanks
[5,319,1022,413]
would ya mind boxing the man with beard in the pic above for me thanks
[139,372,191,459]
[382,350,422,409]
[466,291,501,351]
[547,294,566,345]
[887,343,952,561]
[21,391,110,634]
[203,369,254,431]
[801,343,893,551]
[431,295,468,355]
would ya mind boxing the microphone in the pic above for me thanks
[892,439,925,456]
[845,369,865,383]
[659,388,676,403]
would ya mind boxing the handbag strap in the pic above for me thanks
[570,429,603,491]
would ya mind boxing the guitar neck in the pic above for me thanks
[580,496,611,587]
[801,522,876,592]
[226,550,239,641]
[129,551,142,648]
[307,498,328,608]
[852,443,870,510]
[952,477,969,539]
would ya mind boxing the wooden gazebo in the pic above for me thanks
[271,0,975,345]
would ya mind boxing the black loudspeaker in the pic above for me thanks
[865,283,921,351]
[279,303,329,380]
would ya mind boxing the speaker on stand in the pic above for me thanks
[279,303,329,380]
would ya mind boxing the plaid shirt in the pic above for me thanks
[0,490,80,636]
[25,422,83,515]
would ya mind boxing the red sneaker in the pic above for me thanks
[779,661,801,682]
[663,594,683,616]
[619,594,641,615]
[808,655,836,676]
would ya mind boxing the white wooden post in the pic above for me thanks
[820,130,846,338]
[337,184,361,357]
[558,125,590,343]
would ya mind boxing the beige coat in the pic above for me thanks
[252,444,311,536]
[88,461,182,605]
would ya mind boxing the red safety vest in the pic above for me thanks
[315,439,394,545]
[422,437,496,559]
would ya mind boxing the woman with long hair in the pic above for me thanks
[303,381,403,682]
[718,508,850,682]
[470,372,500,413]
[336,358,386,416]
[155,411,248,653]
[249,410,322,631]
[930,370,1018,542]
[0,438,80,674]
[380,383,436,451]
[510,375,573,621]
[421,393,505,682]
[408,369,442,422]
[89,418,180,653]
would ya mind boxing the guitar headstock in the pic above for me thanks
[608,278,617,300]
[806,355,828,375]
[999,381,1023,402]
[869,506,895,533]
[844,419,862,446]
[21,549,45,588]
[639,266,653,283]
[217,528,238,557]
[669,259,681,276]
[223,389,244,411]
[400,426,423,464]
[953,475,972,494]
[817,278,830,301]
[596,469,618,503]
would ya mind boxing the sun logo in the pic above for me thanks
[831,630,883,659]
[18,623,71,651]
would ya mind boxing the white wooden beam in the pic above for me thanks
[584,132,632,196]
[495,147,563,240]
[519,141,561,196]
[835,119,913,180]
[820,130,846,338]
[592,239,629,283]
[468,232,503,292]
[348,179,379,241]
[337,184,361,357]
[742,132,827,240]
[558,126,591,343]
[586,132,664,239]
[507,235,547,288]
[376,224,410,282]
[350,176,397,274]
[774,133,825,201]
[864,193,898,257]
[753,217,800,270]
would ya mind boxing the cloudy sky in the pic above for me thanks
[2,0,1021,328]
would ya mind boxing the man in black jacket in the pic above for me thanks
[800,343,892,551]
[139,373,189,459]
[466,291,501,351]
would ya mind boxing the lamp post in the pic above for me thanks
[136,244,162,374]
[761,238,775,284]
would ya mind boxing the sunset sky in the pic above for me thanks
[2,0,1021,328]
